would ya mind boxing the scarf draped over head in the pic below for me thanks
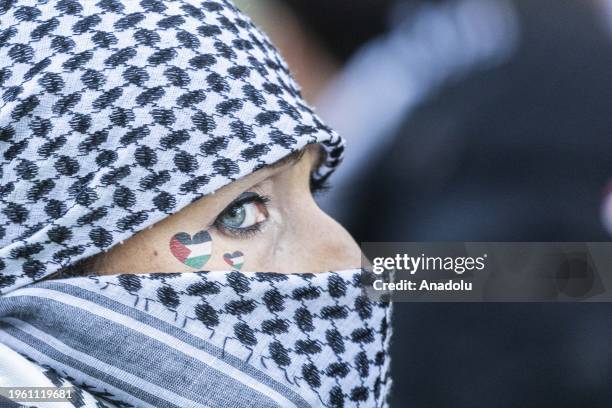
[0,0,391,407]
[0,0,343,291]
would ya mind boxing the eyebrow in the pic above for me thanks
[267,149,304,170]
[267,145,325,172]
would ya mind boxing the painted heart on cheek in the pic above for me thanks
[223,251,244,270]
[169,230,212,269]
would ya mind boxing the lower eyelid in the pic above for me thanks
[221,221,266,239]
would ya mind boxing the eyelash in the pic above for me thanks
[213,193,271,239]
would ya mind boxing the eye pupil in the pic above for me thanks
[221,205,246,228]
[214,192,270,237]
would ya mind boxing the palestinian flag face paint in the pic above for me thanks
[223,251,244,270]
[170,230,212,269]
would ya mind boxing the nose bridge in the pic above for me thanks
[291,200,362,271]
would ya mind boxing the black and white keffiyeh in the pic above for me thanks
[0,270,391,407]
[0,0,391,407]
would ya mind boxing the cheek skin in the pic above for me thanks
[265,206,285,259]
[93,229,181,274]
[285,204,362,272]
[89,205,360,275]
[100,227,268,274]
[273,175,362,272]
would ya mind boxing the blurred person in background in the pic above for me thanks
[243,0,612,407]
[234,0,392,104]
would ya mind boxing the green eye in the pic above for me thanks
[215,192,270,237]
[220,205,246,229]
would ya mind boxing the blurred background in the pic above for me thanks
[237,0,612,406]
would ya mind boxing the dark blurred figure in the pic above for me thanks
[316,0,612,407]
[283,0,393,62]
[247,0,612,407]
[346,0,612,243]
[237,0,391,103]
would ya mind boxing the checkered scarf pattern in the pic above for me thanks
[0,1,391,407]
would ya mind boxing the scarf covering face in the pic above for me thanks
[0,271,391,408]
[0,0,391,407]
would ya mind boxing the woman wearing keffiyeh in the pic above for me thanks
[0,0,391,407]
